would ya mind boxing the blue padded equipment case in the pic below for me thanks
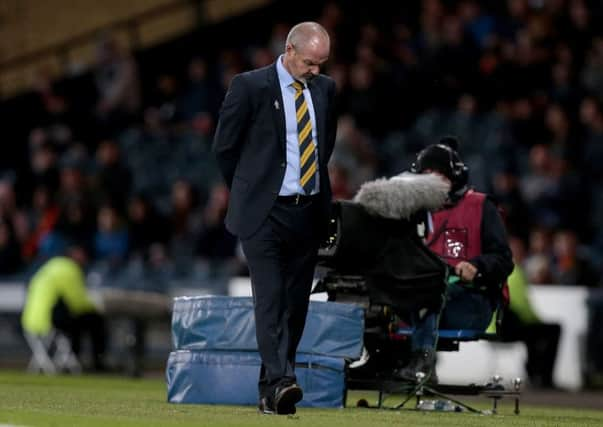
[166,350,346,407]
[171,296,364,359]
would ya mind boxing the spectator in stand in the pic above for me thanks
[94,35,141,136]
[126,193,168,261]
[491,166,530,240]
[551,229,599,287]
[0,179,29,252]
[29,70,83,151]
[215,49,245,105]
[544,104,579,170]
[28,141,59,194]
[94,203,129,265]
[507,97,546,150]
[189,112,215,142]
[268,23,290,58]
[149,73,180,124]
[0,215,23,275]
[581,37,603,100]
[457,0,497,49]
[497,0,529,41]
[519,144,562,228]
[317,2,343,44]
[40,198,94,259]
[549,58,580,109]
[328,163,353,201]
[345,62,380,135]
[562,0,593,69]
[92,139,131,211]
[430,14,479,100]
[331,115,378,193]
[414,0,445,61]
[579,96,603,183]
[325,62,348,116]
[196,183,236,262]
[250,47,275,70]
[168,179,203,273]
[525,253,554,285]
[178,57,215,122]
[56,156,91,207]
[22,185,60,261]
[542,103,588,231]
[0,180,19,220]
[524,227,554,284]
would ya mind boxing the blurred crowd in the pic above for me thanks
[0,0,602,290]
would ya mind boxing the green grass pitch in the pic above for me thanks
[1,371,602,426]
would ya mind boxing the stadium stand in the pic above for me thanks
[1,0,603,381]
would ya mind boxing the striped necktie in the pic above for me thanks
[292,80,317,195]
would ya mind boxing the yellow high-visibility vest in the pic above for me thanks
[21,257,96,335]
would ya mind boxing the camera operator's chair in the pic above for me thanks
[316,200,520,414]
[384,289,518,415]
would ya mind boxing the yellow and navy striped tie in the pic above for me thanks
[292,80,317,195]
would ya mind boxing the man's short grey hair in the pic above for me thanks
[285,22,330,50]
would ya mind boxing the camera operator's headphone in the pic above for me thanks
[410,137,469,193]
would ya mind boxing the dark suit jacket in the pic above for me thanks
[212,62,337,239]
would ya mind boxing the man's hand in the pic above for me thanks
[455,261,478,282]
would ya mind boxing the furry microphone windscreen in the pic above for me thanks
[353,172,450,219]
[438,136,460,151]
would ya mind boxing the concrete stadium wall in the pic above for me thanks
[0,278,591,387]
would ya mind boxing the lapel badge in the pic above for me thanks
[274,100,280,110]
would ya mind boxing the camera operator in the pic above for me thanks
[394,137,514,383]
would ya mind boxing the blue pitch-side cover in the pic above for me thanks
[171,296,364,359]
[166,350,346,407]
[396,327,487,340]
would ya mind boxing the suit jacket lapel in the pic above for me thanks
[308,80,326,162]
[267,64,286,154]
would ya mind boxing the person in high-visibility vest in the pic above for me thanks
[499,235,561,389]
[21,244,107,371]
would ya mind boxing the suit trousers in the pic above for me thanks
[241,197,321,399]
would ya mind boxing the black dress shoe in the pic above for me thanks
[274,383,302,415]
[257,396,275,415]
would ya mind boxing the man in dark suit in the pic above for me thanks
[212,22,336,415]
